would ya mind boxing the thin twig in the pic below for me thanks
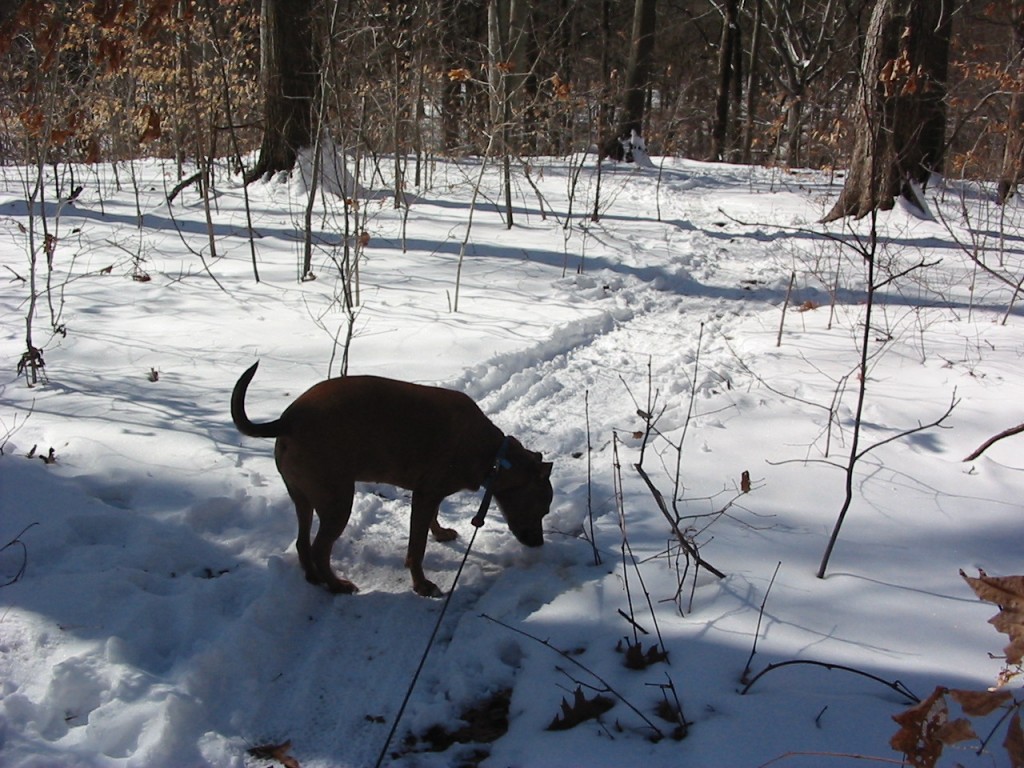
[963,422,1024,461]
[481,613,665,740]
[633,464,726,579]
[613,436,668,657]
[756,750,906,767]
[740,659,919,704]
[741,561,782,684]
[777,270,796,347]
[585,389,600,565]
[1,523,38,588]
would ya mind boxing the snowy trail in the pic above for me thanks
[3,156,1021,768]
[1,159,803,768]
[181,172,780,766]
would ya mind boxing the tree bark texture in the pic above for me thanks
[742,0,762,164]
[998,0,1024,204]
[246,0,317,183]
[823,0,950,221]
[601,0,656,158]
[440,0,463,151]
[710,0,740,162]
[620,0,657,137]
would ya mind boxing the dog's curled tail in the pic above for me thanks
[231,361,283,438]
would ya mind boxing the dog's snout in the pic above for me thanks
[512,527,544,547]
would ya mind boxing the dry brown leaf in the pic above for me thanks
[546,687,614,731]
[1004,710,1024,768]
[990,610,1024,666]
[961,570,1024,674]
[138,107,161,144]
[936,717,977,745]
[949,688,1012,717]
[621,640,669,670]
[961,570,1024,611]
[890,686,949,768]
[248,740,300,768]
[990,609,1024,637]
[1006,637,1024,668]
[740,470,751,493]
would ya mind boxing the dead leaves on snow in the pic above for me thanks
[247,741,299,768]
[890,570,1024,768]
[616,637,669,671]
[961,569,1024,682]
[891,686,1022,768]
[546,687,615,731]
[890,686,980,767]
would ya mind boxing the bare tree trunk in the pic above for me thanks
[823,0,950,222]
[507,0,529,153]
[487,0,506,131]
[710,0,740,161]
[742,0,762,164]
[245,0,317,183]
[601,0,656,157]
[440,0,464,151]
[728,11,744,160]
[621,0,657,136]
[998,0,1024,204]
[597,0,614,149]
[785,84,804,167]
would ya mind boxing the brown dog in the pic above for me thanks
[231,362,553,597]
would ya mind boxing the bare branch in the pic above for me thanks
[964,422,1024,462]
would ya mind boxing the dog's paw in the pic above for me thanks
[414,580,444,598]
[325,577,359,595]
[432,526,459,543]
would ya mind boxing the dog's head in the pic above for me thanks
[493,438,553,547]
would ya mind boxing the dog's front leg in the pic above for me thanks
[430,515,458,543]
[406,491,444,597]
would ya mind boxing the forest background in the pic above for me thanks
[2,3,1024,766]
[1,0,1022,205]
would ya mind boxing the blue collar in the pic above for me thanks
[472,436,512,528]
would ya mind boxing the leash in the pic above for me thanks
[472,435,511,528]
[373,436,511,768]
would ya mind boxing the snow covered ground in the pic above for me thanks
[0,153,1020,767]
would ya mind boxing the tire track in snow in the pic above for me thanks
[203,175,785,768]
[371,202,785,764]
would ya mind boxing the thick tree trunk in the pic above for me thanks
[245,0,317,183]
[620,0,657,136]
[742,0,762,164]
[710,0,740,162]
[486,0,508,143]
[601,0,656,158]
[823,0,950,222]
[440,0,463,151]
[998,0,1024,204]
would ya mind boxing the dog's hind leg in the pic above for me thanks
[310,484,358,594]
[286,483,319,585]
